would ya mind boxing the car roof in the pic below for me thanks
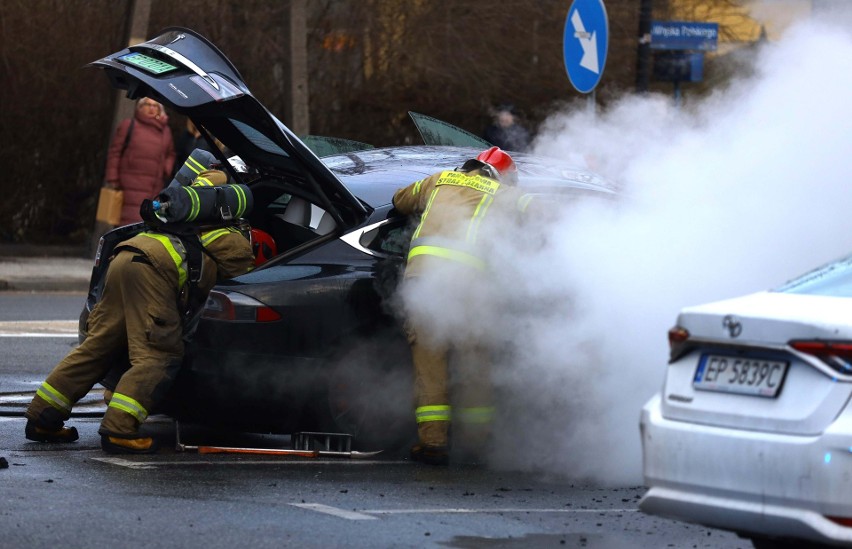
[323,145,616,208]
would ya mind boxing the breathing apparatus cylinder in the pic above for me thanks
[150,183,253,224]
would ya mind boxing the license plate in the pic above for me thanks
[693,354,789,398]
[118,52,179,75]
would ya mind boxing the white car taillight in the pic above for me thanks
[201,290,281,322]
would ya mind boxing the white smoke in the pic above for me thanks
[399,13,852,484]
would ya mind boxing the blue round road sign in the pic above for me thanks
[563,0,609,94]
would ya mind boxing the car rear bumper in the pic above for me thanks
[639,393,852,546]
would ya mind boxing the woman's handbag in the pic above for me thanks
[95,186,124,226]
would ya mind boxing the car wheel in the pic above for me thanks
[321,328,416,451]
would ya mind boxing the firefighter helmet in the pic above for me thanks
[476,146,516,177]
[251,228,277,266]
[461,146,518,184]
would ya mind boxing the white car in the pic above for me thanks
[640,254,852,549]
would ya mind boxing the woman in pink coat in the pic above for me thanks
[105,98,176,225]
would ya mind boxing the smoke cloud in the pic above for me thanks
[399,12,852,484]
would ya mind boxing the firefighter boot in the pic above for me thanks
[25,421,79,443]
[101,435,159,455]
[410,444,449,466]
[25,406,78,443]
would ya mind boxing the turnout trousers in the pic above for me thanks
[26,250,184,438]
[405,313,494,451]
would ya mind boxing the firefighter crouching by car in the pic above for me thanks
[24,166,254,454]
[392,146,520,466]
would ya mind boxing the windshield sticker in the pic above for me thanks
[190,74,243,102]
[118,52,179,75]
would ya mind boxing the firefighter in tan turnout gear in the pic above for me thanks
[392,146,519,465]
[25,166,254,454]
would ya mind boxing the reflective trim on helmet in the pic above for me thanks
[108,392,148,422]
[408,245,487,271]
[36,382,72,413]
[456,406,495,425]
[138,232,188,288]
[415,404,451,423]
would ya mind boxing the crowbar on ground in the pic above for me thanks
[174,423,382,459]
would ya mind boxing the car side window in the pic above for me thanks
[360,219,412,257]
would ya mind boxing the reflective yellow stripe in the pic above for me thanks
[412,179,423,195]
[182,186,201,220]
[435,171,500,195]
[415,405,451,423]
[408,245,486,271]
[193,176,215,186]
[456,406,495,425]
[138,232,187,288]
[201,227,232,245]
[412,186,440,240]
[185,154,206,175]
[108,392,148,422]
[466,194,493,243]
[233,185,247,217]
[36,381,72,413]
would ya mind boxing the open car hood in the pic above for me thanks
[88,27,368,229]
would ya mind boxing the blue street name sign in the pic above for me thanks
[650,21,718,51]
[563,0,609,94]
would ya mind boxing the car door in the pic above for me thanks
[88,26,369,231]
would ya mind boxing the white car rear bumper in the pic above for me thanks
[639,393,852,545]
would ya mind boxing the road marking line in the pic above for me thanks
[0,333,78,338]
[91,457,158,470]
[363,508,639,515]
[290,503,377,520]
[0,320,78,337]
[289,504,638,521]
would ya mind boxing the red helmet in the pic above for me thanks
[476,146,517,181]
[251,228,277,266]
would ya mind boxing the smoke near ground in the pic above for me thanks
[399,13,852,484]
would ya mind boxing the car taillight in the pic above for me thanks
[201,290,282,322]
[789,340,852,375]
[668,326,690,361]
[668,326,689,348]
[827,515,852,528]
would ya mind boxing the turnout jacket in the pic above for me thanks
[392,168,519,279]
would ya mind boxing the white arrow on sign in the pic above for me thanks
[570,9,599,74]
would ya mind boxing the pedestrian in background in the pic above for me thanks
[105,98,175,226]
[173,119,216,178]
[483,103,531,152]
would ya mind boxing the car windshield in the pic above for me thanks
[774,254,852,297]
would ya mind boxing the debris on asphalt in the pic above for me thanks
[0,456,8,469]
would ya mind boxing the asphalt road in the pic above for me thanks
[0,292,748,548]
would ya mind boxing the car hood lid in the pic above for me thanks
[87,27,367,227]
